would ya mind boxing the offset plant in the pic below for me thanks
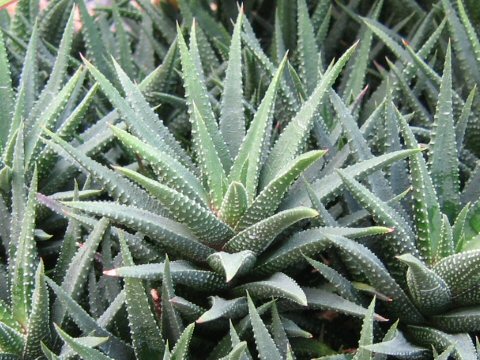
[0,0,479,359]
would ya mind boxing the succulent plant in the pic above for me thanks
[289,25,480,360]
[0,0,479,358]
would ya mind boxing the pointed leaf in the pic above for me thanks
[117,230,164,359]
[116,166,234,246]
[197,297,247,324]
[207,251,256,282]
[220,10,245,158]
[247,295,282,360]
[234,272,307,306]
[224,207,318,254]
[238,150,326,230]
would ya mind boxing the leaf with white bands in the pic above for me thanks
[197,297,247,324]
[261,44,356,187]
[177,25,231,170]
[42,129,164,214]
[282,149,422,209]
[234,272,307,306]
[116,166,234,246]
[207,251,256,282]
[397,254,451,315]
[224,207,318,254]
[105,260,227,292]
[192,103,226,209]
[247,294,282,360]
[255,226,391,274]
[220,10,245,159]
[220,182,248,227]
[407,325,476,360]
[110,125,208,205]
[117,231,165,359]
[238,150,326,230]
[62,200,212,262]
[11,166,38,327]
[229,56,287,203]
[433,250,480,306]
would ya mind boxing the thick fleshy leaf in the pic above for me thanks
[219,182,248,227]
[342,1,381,102]
[261,44,357,186]
[326,234,424,324]
[25,67,86,167]
[77,0,112,80]
[42,129,163,214]
[395,107,442,263]
[46,278,132,359]
[162,256,184,345]
[171,323,195,360]
[431,306,480,333]
[85,58,190,168]
[282,149,421,209]
[0,29,14,151]
[353,298,376,360]
[110,125,207,205]
[224,207,318,254]
[177,24,231,170]
[363,329,429,358]
[220,342,248,360]
[247,294,282,360]
[228,56,287,203]
[238,150,326,230]
[256,226,391,274]
[234,272,307,305]
[397,254,451,315]
[11,167,38,327]
[219,10,245,158]
[304,256,360,303]
[116,166,234,246]
[429,43,460,220]
[296,0,319,94]
[191,103,227,209]
[105,260,227,292]
[0,323,24,355]
[117,230,165,359]
[197,297,247,324]
[59,217,109,304]
[337,169,418,258]
[23,261,50,359]
[61,200,213,262]
[407,326,476,360]
[433,250,480,306]
[270,303,290,358]
[305,287,385,320]
[54,324,113,360]
[207,251,256,282]
[170,296,205,323]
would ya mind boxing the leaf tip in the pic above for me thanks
[103,268,118,276]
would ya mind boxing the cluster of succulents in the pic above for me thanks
[0,0,479,358]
